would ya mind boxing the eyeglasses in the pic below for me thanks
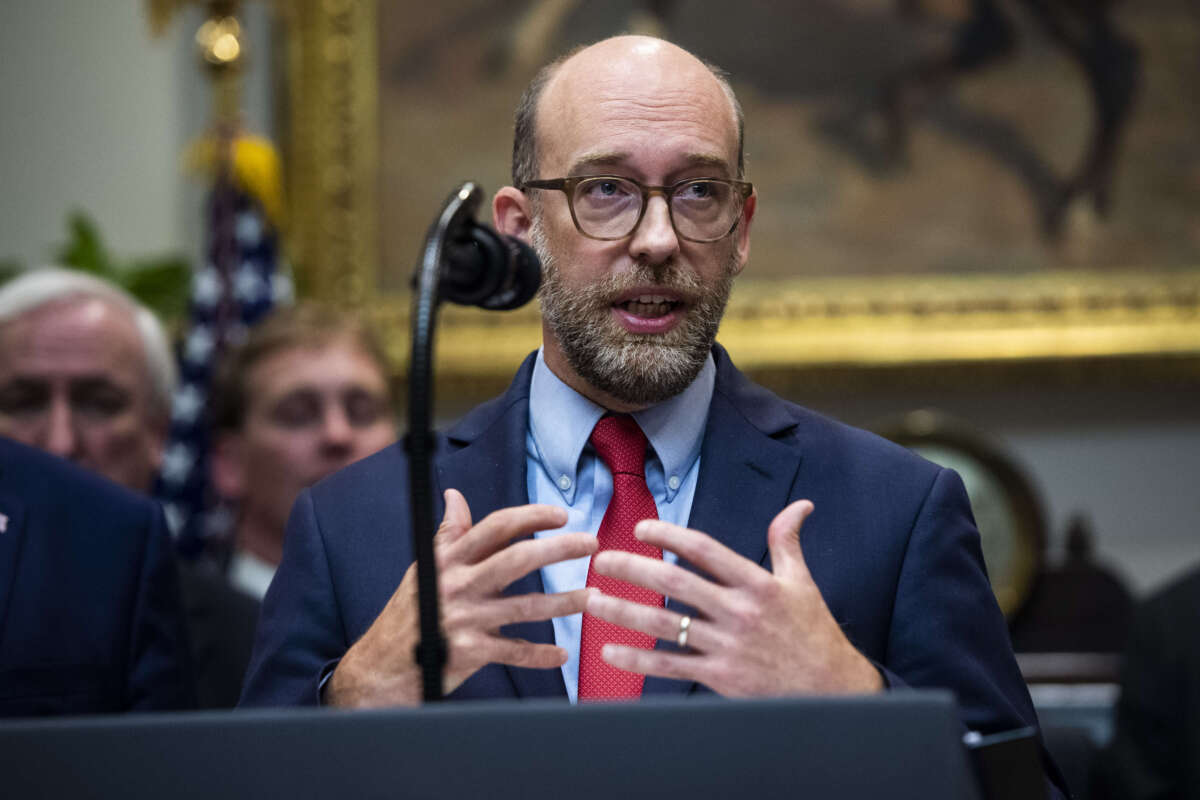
[520,175,753,243]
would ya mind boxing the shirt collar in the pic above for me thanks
[229,549,277,601]
[528,348,715,503]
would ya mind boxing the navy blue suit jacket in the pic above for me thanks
[0,437,194,716]
[243,346,1039,732]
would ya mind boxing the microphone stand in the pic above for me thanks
[407,183,485,702]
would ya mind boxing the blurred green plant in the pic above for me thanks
[0,211,191,324]
[0,258,21,286]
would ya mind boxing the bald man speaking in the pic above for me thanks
[242,37,1063,794]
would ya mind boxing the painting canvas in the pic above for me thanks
[375,0,1198,286]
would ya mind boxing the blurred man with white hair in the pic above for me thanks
[0,267,176,492]
[0,269,196,713]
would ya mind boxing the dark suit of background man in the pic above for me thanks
[242,34,1065,797]
[0,436,193,715]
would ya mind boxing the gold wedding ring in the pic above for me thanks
[676,615,692,649]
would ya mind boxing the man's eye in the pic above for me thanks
[270,394,322,428]
[0,382,49,416]
[678,181,715,200]
[343,389,385,427]
[581,179,634,201]
[70,382,131,419]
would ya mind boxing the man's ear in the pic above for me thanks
[493,186,534,241]
[210,433,247,501]
[732,190,756,277]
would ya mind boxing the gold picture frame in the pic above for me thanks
[281,0,1200,398]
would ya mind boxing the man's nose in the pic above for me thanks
[43,397,79,460]
[319,406,355,454]
[628,195,680,266]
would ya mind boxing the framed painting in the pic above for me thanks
[280,0,1200,398]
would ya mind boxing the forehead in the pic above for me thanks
[0,298,146,382]
[538,41,739,178]
[245,340,388,398]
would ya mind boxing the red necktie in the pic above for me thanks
[578,414,664,700]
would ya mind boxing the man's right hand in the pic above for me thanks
[324,488,596,707]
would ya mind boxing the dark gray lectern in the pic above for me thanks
[1,692,983,799]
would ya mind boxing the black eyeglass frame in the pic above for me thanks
[520,175,754,243]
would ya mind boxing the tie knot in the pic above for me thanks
[590,414,648,476]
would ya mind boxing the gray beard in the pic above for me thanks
[531,222,735,407]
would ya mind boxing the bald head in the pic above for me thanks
[511,36,744,188]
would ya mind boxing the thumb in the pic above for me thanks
[767,499,814,582]
[436,488,474,544]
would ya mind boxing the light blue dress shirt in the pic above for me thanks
[526,349,715,701]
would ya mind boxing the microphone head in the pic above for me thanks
[479,234,541,311]
[440,223,540,311]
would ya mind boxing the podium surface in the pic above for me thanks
[2,691,981,799]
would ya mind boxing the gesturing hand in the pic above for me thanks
[584,500,883,697]
[326,489,597,706]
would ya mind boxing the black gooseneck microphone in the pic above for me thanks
[407,182,541,701]
[436,185,541,310]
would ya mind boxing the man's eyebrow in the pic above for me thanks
[677,153,731,172]
[567,152,631,174]
[566,152,732,177]
[69,376,128,393]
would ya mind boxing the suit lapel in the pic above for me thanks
[643,355,804,697]
[436,356,565,699]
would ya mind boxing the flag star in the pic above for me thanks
[192,266,223,309]
[271,271,294,304]
[185,325,215,364]
[160,444,195,487]
[235,212,262,247]
[171,383,206,425]
[234,262,265,303]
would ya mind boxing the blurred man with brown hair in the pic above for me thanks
[210,302,398,599]
[182,303,398,708]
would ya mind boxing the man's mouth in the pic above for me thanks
[615,294,683,318]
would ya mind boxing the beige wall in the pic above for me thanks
[0,0,274,269]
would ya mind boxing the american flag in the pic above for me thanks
[156,146,291,558]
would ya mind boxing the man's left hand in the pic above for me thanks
[585,500,884,696]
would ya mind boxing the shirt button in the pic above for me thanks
[558,474,572,491]
[668,475,681,490]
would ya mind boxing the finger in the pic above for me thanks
[766,499,815,583]
[463,588,594,630]
[435,488,474,546]
[600,643,701,683]
[633,520,765,588]
[477,532,597,593]
[453,504,569,564]
[586,592,713,652]
[481,636,570,670]
[590,551,724,615]
[445,636,569,697]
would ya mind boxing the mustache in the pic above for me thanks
[571,261,704,306]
